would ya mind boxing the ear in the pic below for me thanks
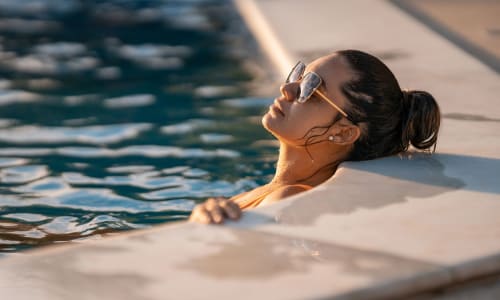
[331,123,360,146]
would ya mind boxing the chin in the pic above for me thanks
[262,113,284,140]
[262,113,276,132]
[262,113,310,146]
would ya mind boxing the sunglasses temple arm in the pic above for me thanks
[314,89,349,118]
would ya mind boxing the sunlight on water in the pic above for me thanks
[0,123,152,144]
[0,0,278,253]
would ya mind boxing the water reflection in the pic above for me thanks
[104,94,155,108]
[161,119,216,134]
[0,0,278,252]
[1,165,48,183]
[0,90,40,105]
[0,123,152,144]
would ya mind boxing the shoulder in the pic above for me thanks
[260,184,312,205]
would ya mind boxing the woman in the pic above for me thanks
[189,49,440,224]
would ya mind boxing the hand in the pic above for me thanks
[189,197,242,224]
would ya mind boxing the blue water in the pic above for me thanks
[0,0,277,253]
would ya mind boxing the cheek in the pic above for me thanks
[287,104,331,135]
[262,103,334,142]
[282,106,323,139]
[285,106,311,137]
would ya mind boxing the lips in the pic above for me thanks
[270,99,285,117]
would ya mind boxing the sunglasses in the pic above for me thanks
[286,61,352,121]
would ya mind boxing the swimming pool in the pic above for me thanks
[0,0,277,253]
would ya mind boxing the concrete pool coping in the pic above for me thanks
[1,0,500,299]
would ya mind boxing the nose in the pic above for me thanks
[279,82,299,101]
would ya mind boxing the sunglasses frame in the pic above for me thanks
[286,61,351,120]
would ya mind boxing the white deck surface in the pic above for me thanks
[1,0,499,299]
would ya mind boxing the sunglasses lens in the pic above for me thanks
[298,72,321,103]
[286,62,305,83]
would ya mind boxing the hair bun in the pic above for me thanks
[401,89,441,151]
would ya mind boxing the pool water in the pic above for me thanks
[0,0,278,253]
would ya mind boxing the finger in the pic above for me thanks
[228,201,242,218]
[189,206,213,224]
[218,200,236,219]
[206,202,224,224]
[205,198,217,207]
[220,200,242,220]
[188,205,201,221]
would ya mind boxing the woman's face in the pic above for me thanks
[262,54,354,145]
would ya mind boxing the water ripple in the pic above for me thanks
[110,43,191,70]
[182,168,209,178]
[104,94,156,108]
[34,42,87,57]
[0,165,48,184]
[106,165,155,174]
[37,215,142,235]
[3,186,195,213]
[3,53,100,75]
[2,213,49,222]
[0,90,40,106]
[57,145,240,158]
[162,166,189,174]
[62,172,185,190]
[0,119,17,128]
[200,133,234,144]
[0,0,80,16]
[0,157,29,168]
[222,97,273,108]
[11,177,70,196]
[141,179,257,200]
[161,119,215,134]
[0,18,61,33]
[0,123,152,144]
[63,94,100,106]
[0,79,12,89]
[194,85,238,98]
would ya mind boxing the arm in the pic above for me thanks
[228,190,249,202]
[259,185,310,206]
[188,185,309,224]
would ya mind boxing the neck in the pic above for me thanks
[270,141,343,187]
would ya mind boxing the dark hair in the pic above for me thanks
[337,50,440,161]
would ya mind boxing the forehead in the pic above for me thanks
[305,54,354,90]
